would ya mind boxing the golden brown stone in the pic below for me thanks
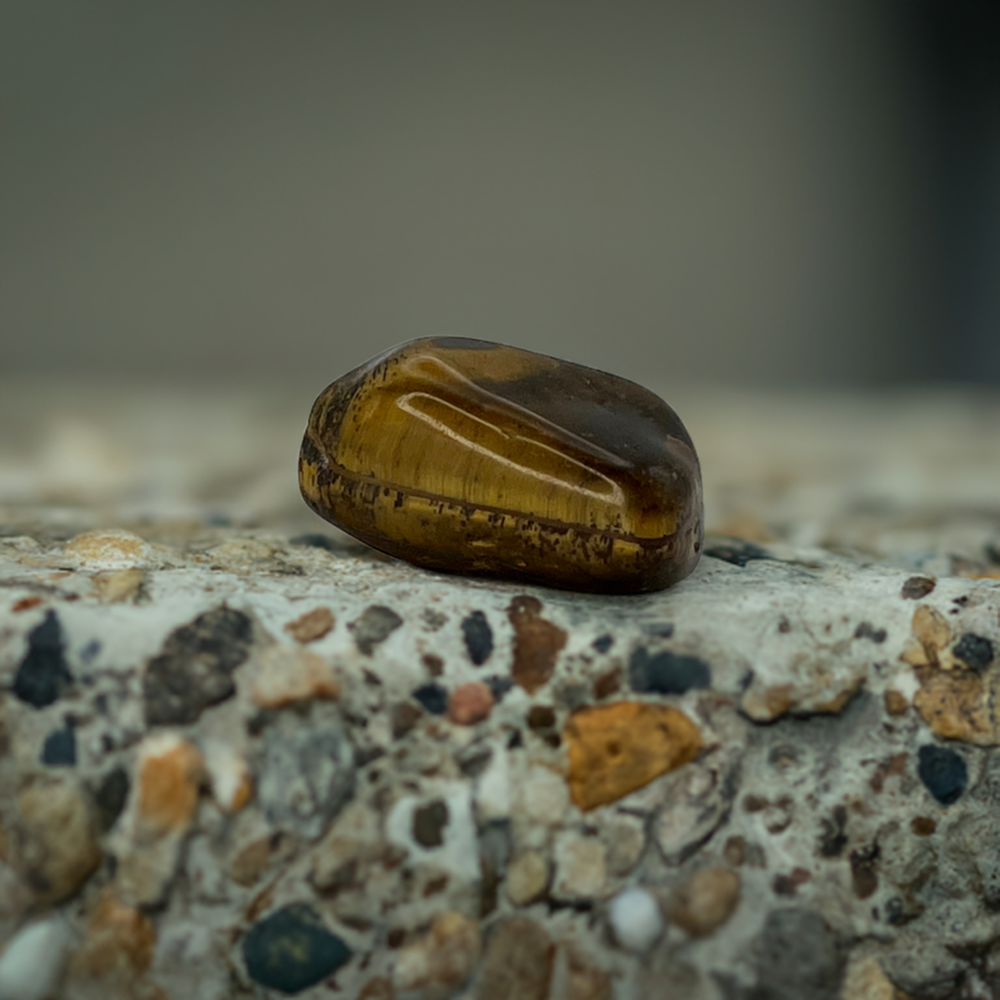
[564,701,703,811]
[914,668,1000,746]
[136,737,204,831]
[300,338,703,592]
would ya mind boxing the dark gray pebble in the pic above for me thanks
[13,610,73,708]
[243,903,352,994]
[918,745,967,806]
[952,633,994,672]
[349,605,403,655]
[41,724,76,766]
[143,606,254,726]
[461,611,494,665]
[413,683,448,715]
[629,647,711,695]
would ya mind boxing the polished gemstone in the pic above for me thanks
[299,337,703,593]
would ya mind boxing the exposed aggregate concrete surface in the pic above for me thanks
[0,381,999,999]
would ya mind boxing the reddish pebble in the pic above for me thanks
[447,682,495,725]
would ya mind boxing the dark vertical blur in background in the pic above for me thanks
[1,1,998,389]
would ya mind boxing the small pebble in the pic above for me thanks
[461,610,494,665]
[91,567,144,603]
[41,724,76,766]
[110,735,205,906]
[901,575,936,599]
[608,887,665,952]
[13,610,73,708]
[251,644,340,709]
[63,529,153,569]
[394,911,482,999]
[142,606,254,726]
[349,605,402,655]
[476,918,554,1000]
[552,832,607,900]
[629,647,711,695]
[255,706,355,840]
[517,765,570,828]
[506,850,549,906]
[564,701,703,811]
[93,765,130,832]
[69,894,155,983]
[284,605,336,643]
[413,683,448,715]
[203,740,253,813]
[0,916,75,1000]
[917,744,968,805]
[243,903,352,993]
[883,690,910,716]
[447,681,495,725]
[386,787,480,881]
[669,866,741,937]
[12,775,102,902]
[952,633,994,672]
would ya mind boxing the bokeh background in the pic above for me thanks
[3,2,1000,555]
[3,1,1000,389]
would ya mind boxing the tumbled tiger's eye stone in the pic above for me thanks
[299,338,703,593]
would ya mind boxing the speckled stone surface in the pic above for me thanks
[1,380,1000,999]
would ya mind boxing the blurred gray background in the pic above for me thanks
[3,1,999,390]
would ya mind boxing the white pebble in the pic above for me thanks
[608,887,664,952]
[0,916,75,1000]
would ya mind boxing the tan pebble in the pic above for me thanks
[358,977,396,1000]
[914,670,999,746]
[393,911,482,1000]
[63,529,152,569]
[250,644,340,709]
[904,604,956,671]
[70,893,155,980]
[12,776,101,902]
[604,816,647,877]
[284,605,335,643]
[518,765,570,827]
[883,689,910,716]
[137,735,204,831]
[840,954,896,1000]
[912,604,951,652]
[564,701,702,811]
[557,946,614,1000]
[808,675,865,714]
[506,850,549,906]
[476,918,555,1000]
[112,737,203,908]
[669,866,741,937]
[310,800,382,890]
[552,833,607,900]
[203,741,253,813]
[204,539,277,569]
[446,682,494,725]
[229,837,277,888]
[91,568,144,604]
[741,683,795,721]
